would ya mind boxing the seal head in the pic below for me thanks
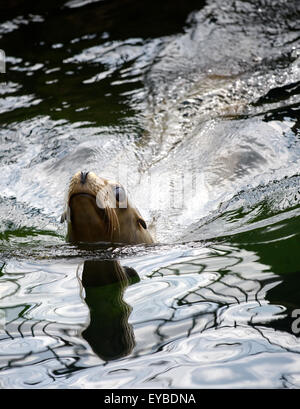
[61,171,153,245]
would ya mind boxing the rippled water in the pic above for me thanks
[0,0,300,388]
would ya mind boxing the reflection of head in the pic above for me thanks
[62,171,153,244]
[80,259,139,361]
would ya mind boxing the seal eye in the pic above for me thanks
[113,185,126,202]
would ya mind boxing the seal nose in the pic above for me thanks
[80,171,89,184]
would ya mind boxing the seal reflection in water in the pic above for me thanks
[61,171,147,360]
[61,171,153,244]
[80,259,139,361]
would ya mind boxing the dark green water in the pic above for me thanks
[0,0,300,388]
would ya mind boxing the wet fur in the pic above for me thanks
[63,171,154,245]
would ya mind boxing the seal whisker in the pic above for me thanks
[106,206,120,241]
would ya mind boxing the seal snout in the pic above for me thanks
[80,171,89,184]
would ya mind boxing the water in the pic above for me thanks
[0,0,300,388]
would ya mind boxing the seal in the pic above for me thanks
[61,171,154,244]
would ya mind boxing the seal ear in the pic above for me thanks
[137,218,147,229]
